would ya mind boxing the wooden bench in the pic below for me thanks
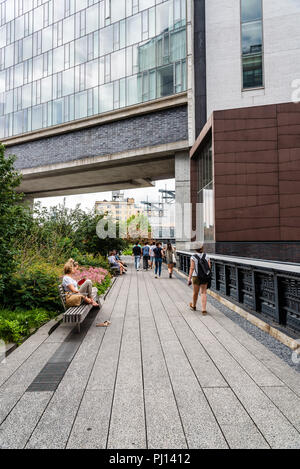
[58,285,100,333]
[109,263,121,276]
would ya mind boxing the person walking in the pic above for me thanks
[188,244,211,315]
[149,241,156,269]
[165,242,176,278]
[142,242,150,270]
[132,241,142,271]
[154,242,164,278]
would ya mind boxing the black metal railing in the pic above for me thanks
[177,251,300,333]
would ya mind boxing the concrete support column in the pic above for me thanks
[175,151,191,251]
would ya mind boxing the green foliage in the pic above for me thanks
[4,262,62,312]
[0,144,28,298]
[95,275,112,297]
[0,307,57,345]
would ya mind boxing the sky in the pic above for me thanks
[35,178,175,212]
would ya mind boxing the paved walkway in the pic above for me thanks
[1,261,300,449]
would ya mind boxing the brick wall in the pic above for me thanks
[10,106,188,170]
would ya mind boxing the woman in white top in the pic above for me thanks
[188,244,211,315]
[62,262,98,307]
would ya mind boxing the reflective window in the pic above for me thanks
[0,0,187,138]
[241,0,263,89]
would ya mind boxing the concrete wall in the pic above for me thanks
[206,0,300,116]
[10,106,188,170]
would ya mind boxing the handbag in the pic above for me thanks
[65,293,85,307]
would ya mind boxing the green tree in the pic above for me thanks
[0,144,26,297]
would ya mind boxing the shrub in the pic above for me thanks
[0,307,57,345]
[5,262,62,312]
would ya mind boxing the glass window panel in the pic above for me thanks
[62,68,74,95]
[75,90,87,118]
[0,25,6,48]
[75,36,87,65]
[53,0,65,23]
[242,21,262,55]
[242,54,263,88]
[22,83,32,107]
[53,45,64,72]
[15,16,25,41]
[52,98,64,124]
[140,0,155,11]
[0,71,5,93]
[111,49,125,81]
[24,0,33,14]
[6,2,15,22]
[23,35,33,59]
[41,75,52,102]
[42,25,53,52]
[111,0,125,23]
[86,59,98,88]
[34,5,43,32]
[127,14,141,46]
[156,0,174,35]
[33,55,43,80]
[138,38,156,72]
[5,90,13,113]
[149,69,156,99]
[14,110,24,135]
[157,64,174,97]
[32,104,43,130]
[170,26,186,61]
[99,25,113,55]
[99,82,113,112]
[63,16,75,43]
[86,4,99,34]
[126,74,138,106]
[241,0,262,23]
[76,0,88,12]
[5,44,14,68]
[14,63,24,87]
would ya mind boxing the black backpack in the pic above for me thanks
[195,254,211,283]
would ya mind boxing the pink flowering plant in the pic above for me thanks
[73,267,111,296]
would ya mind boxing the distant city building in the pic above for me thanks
[95,197,141,223]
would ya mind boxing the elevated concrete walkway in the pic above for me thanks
[0,261,300,449]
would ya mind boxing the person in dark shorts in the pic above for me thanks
[142,242,150,270]
[188,244,211,315]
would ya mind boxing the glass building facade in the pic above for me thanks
[241,0,263,89]
[0,0,187,139]
[197,138,214,242]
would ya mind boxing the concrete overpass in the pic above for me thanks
[3,95,190,201]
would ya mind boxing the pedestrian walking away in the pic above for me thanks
[154,242,164,278]
[149,242,156,269]
[188,243,211,315]
[132,241,142,271]
[165,242,176,278]
[142,242,150,270]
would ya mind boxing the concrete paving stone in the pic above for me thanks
[145,387,187,450]
[204,387,269,449]
[67,390,113,449]
[45,323,75,343]
[262,386,300,433]
[0,392,53,449]
[0,322,54,387]
[107,387,146,450]
[0,342,59,424]
[173,386,228,449]
[200,315,284,387]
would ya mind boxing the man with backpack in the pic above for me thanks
[188,243,211,315]
[142,242,151,270]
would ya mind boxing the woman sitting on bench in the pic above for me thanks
[62,262,99,308]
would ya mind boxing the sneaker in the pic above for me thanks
[155,275,158,278]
